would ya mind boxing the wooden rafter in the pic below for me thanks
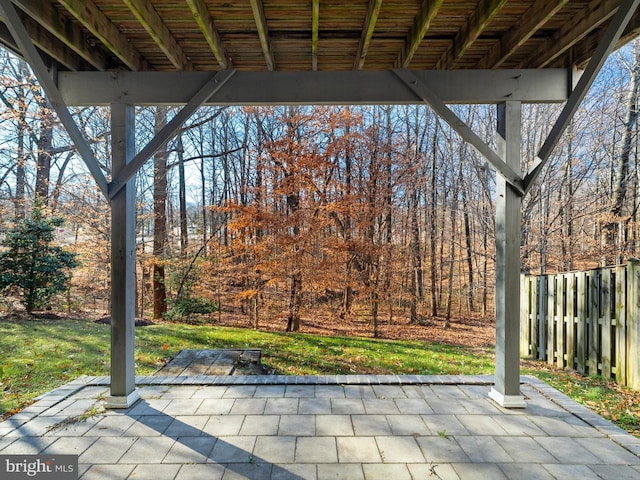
[435,0,507,70]
[1,0,637,75]
[249,0,274,71]
[519,0,619,69]
[312,0,319,71]
[185,0,229,69]
[122,0,192,71]
[0,11,84,70]
[477,0,569,69]
[572,9,640,68]
[399,0,443,68]
[12,0,107,70]
[55,0,146,71]
[354,0,382,70]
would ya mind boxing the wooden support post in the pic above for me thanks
[104,103,140,408]
[490,101,526,408]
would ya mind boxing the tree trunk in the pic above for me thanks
[200,157,208,255]
[15,118,26,219]
[177,135,188,256]
[341,125,354,318]
[445,163,461,328]
[286,271,302,332]
[561,126,575,270]
[409,191,421,324]
[153,107,169,319]
[35,101,53,203]
[384,107,394,323]
[429,120,439,316]
[461,181,475,312]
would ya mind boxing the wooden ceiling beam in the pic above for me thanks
[311,0,320,72]
[519,0,619,69]
[477,0,569,69]
[436,0,507,70]
[354,0,382,70]
[249,0,275,71]
[571,9,640,68]
[12,0,107,70]
[19,15,83,70]
[122,0,192,71]
[0,10,85,70]
[399,0,443,68]
[312,0,319,71]
[185,0,230,69]
[55,0,146,71]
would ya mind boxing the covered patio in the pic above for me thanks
[2,0,640,477]
[2,374,640,479]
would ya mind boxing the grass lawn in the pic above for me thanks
[1,317,638,437]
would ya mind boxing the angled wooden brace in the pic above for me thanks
[393,68,525,196]
[0,0,109,198]
[108,69,236,199]
[523,0,640,194]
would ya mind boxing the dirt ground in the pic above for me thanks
[210,300,496,348]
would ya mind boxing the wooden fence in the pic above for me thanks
[521,259,640,389]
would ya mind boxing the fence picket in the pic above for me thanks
[531,277,539,359]
[566,273,576,371]
[628,259,640,389]
[521,275,531,357]
[588,270,599,375]
[601,269,612,378]
[538,275,546,361]
[576,271,586,374]
[548,275,555,366]
[556,274,565,369]
[615,265,626,385]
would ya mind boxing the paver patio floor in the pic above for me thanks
[1,375,639,479]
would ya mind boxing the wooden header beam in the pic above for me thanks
[57,69,570,106]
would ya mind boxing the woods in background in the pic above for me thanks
[1,40,640,334]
